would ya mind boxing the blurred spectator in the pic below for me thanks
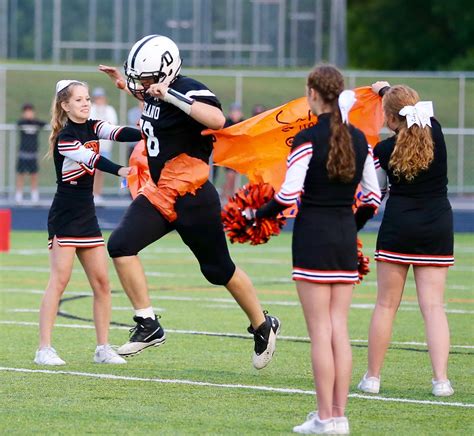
[252,104,266,116]
[89,87,118,204]
[15,103,46,203]
[217,102,245,202]
[127,101,144,159]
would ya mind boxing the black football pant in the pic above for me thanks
[108,181,236,285]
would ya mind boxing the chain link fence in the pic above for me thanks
[0,65,472,202]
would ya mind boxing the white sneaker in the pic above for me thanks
[31,190,40,203]
[94,344,127,364]
[15,191,23,203]
[34,347,66,365]
[293,412,335,434]
[357,372,380,394]
[432,379,454,397]
[333,416,350,434]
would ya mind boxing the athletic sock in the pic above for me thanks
[135,307,155,319]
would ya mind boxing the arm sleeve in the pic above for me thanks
[373,147,388,200]
[95,155,122,175]
[354,148,382,231]
[92,120,142,142]
[256,199,287,219]
[257,132,313,219]
[58,133,123,176]
[57,134,99,168]
[358,148,382,208]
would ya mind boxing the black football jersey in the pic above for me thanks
[139,75,221,183]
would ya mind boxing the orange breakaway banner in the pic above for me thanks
[203,86,384,192]
[127,87,384,208]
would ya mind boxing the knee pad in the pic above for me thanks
[201,262,236,286]
[107,230,138,258]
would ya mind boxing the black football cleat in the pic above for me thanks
[117,315,166,357]
[247,312,281,369]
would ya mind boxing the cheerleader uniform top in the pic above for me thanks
[373,118,454,266]
[48,119,140,248]
[373,117,447,199]
[256,113,380,284]
[257,113,381,224]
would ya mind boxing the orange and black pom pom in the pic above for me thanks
[221,183,286,245]
[356,238,370,282]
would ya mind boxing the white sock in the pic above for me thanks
[316,414,332,424]
[135,307,155,319]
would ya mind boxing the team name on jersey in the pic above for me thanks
[143,102,160,120]
[83,140,99,153]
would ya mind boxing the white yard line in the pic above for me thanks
[0,366,471,409]
[0,320,473,349]
[3,289,473,313]
[7,300,474,315]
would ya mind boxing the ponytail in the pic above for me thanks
[327,100,355,182]
[46,81,87,158]
[383,85,434,181]
[307,64,355,182]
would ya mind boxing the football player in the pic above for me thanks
[99,35,280,369]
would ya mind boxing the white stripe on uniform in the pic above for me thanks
[274,142,313,206]
[375,250,454,266]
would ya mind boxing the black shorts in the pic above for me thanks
[47,192,104,249]
[292,206,359,284]
[375,196,454,266]
[108,181,236,285]
[16,158,38,174]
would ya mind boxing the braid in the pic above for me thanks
[307,65,355,182]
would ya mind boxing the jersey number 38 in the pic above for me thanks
[140,119,160,157]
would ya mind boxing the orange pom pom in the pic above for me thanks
[356,238,370,283]
[116,79,126,90]
[221,183,286,245]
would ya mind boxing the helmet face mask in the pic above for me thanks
[124,35,182,99]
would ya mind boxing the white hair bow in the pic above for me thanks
[338,90,356,124]
[399,101,434,128]
[55,80,81,94]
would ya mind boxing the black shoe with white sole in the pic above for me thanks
[117,316,166,357]
[247,312,280,369]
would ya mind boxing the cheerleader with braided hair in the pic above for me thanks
[248,64,380,434]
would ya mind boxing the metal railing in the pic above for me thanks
[0,66,472,198]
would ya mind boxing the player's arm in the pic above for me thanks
[256,134,313,219]
[58,135,130,177]
[372,81,391,97]
[99,64,133,96]
[147,83,225,130]
[92,120,142,142]
[354,147,382,231]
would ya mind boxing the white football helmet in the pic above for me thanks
[124,35,182,98]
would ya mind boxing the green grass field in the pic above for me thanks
[0,231,473,435]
